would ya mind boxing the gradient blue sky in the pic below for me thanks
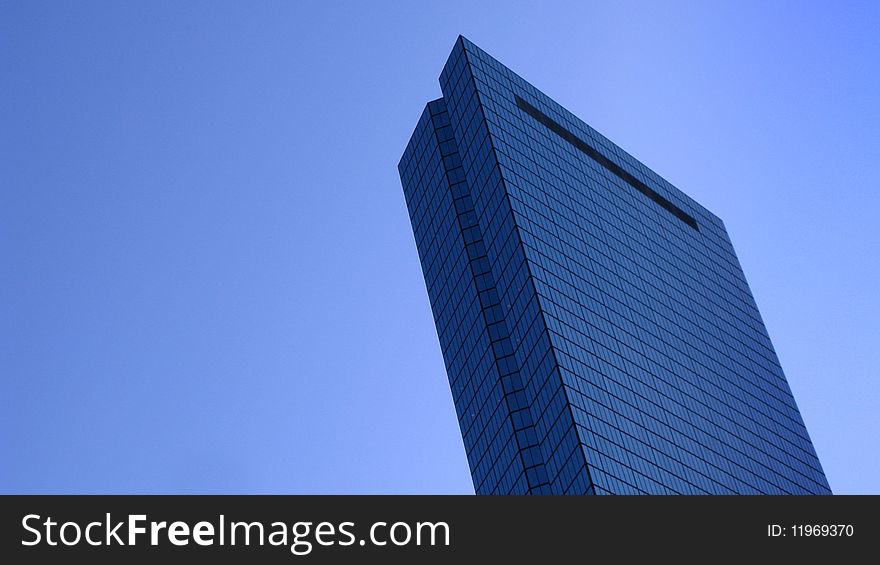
[2,1,877,494]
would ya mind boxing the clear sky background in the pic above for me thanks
[1,1,877,494]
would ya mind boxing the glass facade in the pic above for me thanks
[398,37,830,495]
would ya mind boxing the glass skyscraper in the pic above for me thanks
[398,37,830,495]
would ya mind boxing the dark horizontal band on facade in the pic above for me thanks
[514,95,700,232]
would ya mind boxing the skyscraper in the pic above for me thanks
[398,36,830,495]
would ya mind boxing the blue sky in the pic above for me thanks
[1,1,877,494]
